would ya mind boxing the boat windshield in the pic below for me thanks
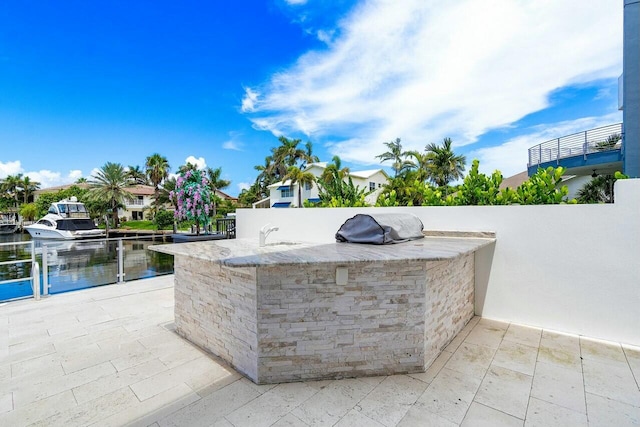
[52,203,89,218]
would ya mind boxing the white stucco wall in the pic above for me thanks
[237,179,640,346]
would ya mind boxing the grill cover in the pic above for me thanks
[335,213,424,244]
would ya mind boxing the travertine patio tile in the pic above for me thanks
[530,360,586,413]
[225,382,318,427]
[0,392,12,414]
[99,385,199,427]
[291,377,374,426]
[2,276,639,426]
[580,336,627,363]
[53,334,103,356]
[271,413,310,426]
[585,392,640,427]
[10,352,61,378]
[443,317,479,353]
[409,349,453,384]
[582,358,640,406]
[29,387,139,427]
[622,343,640,386]
[461,402,523,426]
[398,404,458,426]
[333,409,386,427]
[72,358,167,404]
[463,319,508,349]
[415,368,482,424]
[0,363,9,383]
[156,380,260,427]
[525,397,588,427]
[357,374,428,427]
[474,365,532,419]
[444,342,495,379]
[130,355,226,401]
[0,389,77,426]
[492,340,537,376]
[110,347,159,372]
[503,323,542,348]
[537,331,582,371]
[13,360,115,407]
[2,342,56,366]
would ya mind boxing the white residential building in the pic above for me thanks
[263,162,389,208]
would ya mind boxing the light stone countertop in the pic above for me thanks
[150,235,496,267]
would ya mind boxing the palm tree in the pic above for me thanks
[145,153,171,213]
[319,155,350,185]
[126,165,148,185]
[376,138,411,177]
[87,162,133,228]
[304,141,320,165]
[424,137,466,189]
[75,177,88,184]
[577,175,616,203]
[1,174,23,207]
[406,150,432,183]
[205,166,231,217]
[20,175,40,204]
[282,166,316,208]
[271,136,306,179]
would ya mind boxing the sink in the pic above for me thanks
[264,241,300,246]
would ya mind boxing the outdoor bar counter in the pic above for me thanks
[151,234,495,384]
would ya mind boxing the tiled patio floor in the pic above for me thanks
[1,275,639,426]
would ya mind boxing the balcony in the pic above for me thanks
[527,123,623,176]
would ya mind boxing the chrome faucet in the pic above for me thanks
[259,224,279,247]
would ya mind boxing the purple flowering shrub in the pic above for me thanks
[169,169,214,234]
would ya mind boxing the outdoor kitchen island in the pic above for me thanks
[151,234,495,384]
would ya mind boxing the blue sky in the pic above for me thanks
[0,0,622,196]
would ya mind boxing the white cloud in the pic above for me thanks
[241,87,259,112]
[284,0,307,5]
[470,112,623,178]
[237,182,251,192]
[1,161,87,188]
[185,156,207,170]
[243,0,622,165]
[223,141,242,151]
[26,169,87,188]
[222,131,244,151]
[0,160,22,178]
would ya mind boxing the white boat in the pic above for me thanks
[25,197,105,240]
[0,212,19,234]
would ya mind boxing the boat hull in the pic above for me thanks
[0,224,18,235]
[24,224,105,240]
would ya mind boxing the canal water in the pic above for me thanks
[0,233,174,301]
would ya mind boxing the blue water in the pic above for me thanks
[0,233,174,301]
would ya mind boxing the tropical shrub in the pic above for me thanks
[447,160,509,205]
[514,166,574,204]
[19,203,38,221]
[154,208,175,230]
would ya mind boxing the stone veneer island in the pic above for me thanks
[151,234,495,384]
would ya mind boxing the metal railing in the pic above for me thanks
[528,123,623,167]
[0,236,174,303]
[0,240,40,301]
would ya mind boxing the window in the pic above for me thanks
[369,182,376,191]
[305,182,313,190]
[280,187,294,198]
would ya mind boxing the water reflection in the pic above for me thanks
[0,233,174,301]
